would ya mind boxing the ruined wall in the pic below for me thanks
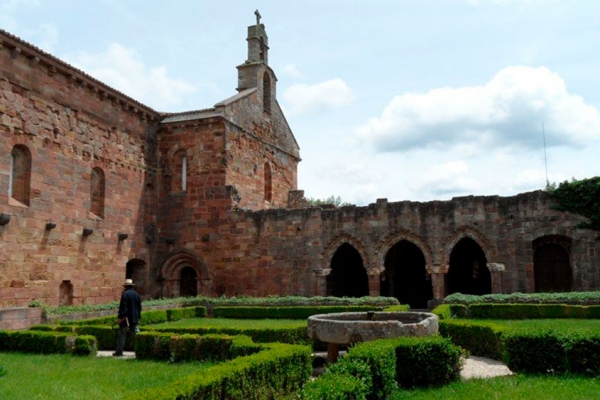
[0,31,159,307]
[202,191,599,300]
[221,88,299,210]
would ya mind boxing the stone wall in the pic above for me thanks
[199,191,599,302]
[0,30,159,307]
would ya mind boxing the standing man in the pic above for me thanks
[113,278,142,356]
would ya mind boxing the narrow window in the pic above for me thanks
[143,184,155,227]
[90,167,105,218]
[173,150,188,193]
[263,72,271,113]
[264,162,272,202]
[9,145,32,206]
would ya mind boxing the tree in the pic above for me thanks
[306,195,352,207]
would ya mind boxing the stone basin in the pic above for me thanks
[307,311,439,362]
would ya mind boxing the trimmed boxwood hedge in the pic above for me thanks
[135,331,262,362]
[302,336,462,399]
[125,342,312,400]
[57,306,207,327]
[433,302,600,320]
[438,320,506,359]
[0,329,96,356]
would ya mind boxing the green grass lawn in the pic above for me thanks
[0,352,213,400]
[389,375,600,400]
[146,317,307,329]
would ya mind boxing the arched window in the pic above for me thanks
[9,145,32,206]
[90,167,105,218]
[263,72,271,113]
[173,150,187,193]
[264,162,272,202]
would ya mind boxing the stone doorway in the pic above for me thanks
[126,259,147,296]
[533,236,572,292]
[59,280,73,306]
[381,240,432,309]
[447,238,491,295]
[326,243,369,297]
[180,266,198,297]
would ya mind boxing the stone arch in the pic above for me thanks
[441,226,498,267]
[172,149,188,193]
[159,250,210,298]
[321,234,370,272]
[377,231,434,309]
[320,234,370,297]
[446,236,492,296]
[59,280,73,306]
[533,235,573,292]
[376,231,433,273]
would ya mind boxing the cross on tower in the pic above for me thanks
[254,9,262,25]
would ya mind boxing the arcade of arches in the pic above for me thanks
[322,234,575,307]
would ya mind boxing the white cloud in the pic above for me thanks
[415,161,483,198]
[357,66,600,153]
[67,43,197,110]
[282,78,354,115]
[282,64,303,79]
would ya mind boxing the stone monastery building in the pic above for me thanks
[1,17,599,310]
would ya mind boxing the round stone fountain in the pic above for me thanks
[307,311,439,363]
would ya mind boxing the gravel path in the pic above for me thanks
[460,356,513,379]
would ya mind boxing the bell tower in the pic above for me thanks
[236,10,275,97]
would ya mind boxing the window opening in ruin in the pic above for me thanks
[126,259,147,296]
[262,72,271,113]
[264,162,273,202]
[447,237,491,296]
[90,167,105,218]
[326,243,369,297]
[59,280,73,306]
[9,144,32,206]
[180,266,198,297]
[173,150,187,193]
[382,240,432,309]
[533,237,572,292]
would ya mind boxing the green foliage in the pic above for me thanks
[0,329,96,356]
[0,365,6,378]
[45,295,398,317]
[382,304,411,312]
[394,337,462,388]
[135,331,260,362]
[345,340,398,399]
[301,373,368,400]
[306,195,353,207]
[127,343,312,400]
[166,306,204,321]
[548,176,600,232]
[444,291,600,305]
[213,305,382,319]
[439,320,506,359]
[432,304,467,319]
[567,333,600,376]
[503,329,568,374]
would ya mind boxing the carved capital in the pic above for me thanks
[313,268,331,277]
[487,263,505,272]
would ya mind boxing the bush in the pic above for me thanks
[382,304,411,312]
[394,336,462,388]
[301,372,368,400]
[126,343,311,400]
[166,307,205,321]
[567,333,600,376]
[343,340,397,399]
[444,291,600,306]
[0,365,6,378]
[432,304,467,319]
[503,329,568,374]
[0,330,96,356]
[439,320,505,359]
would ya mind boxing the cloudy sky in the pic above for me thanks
[2,0,599,205]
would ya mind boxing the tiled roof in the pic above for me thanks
[160,108,222,123]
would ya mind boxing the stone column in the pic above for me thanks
[367,272,381,297]
[428,264,448,307]
[313,268,331,296]
[487,263,505,294]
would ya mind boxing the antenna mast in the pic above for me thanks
[542,122,549,187]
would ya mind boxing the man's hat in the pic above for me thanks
[123,279,135,286]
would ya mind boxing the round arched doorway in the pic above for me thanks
[180,266,198,297]
[326,243,369,297]
[447,237,491,295]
